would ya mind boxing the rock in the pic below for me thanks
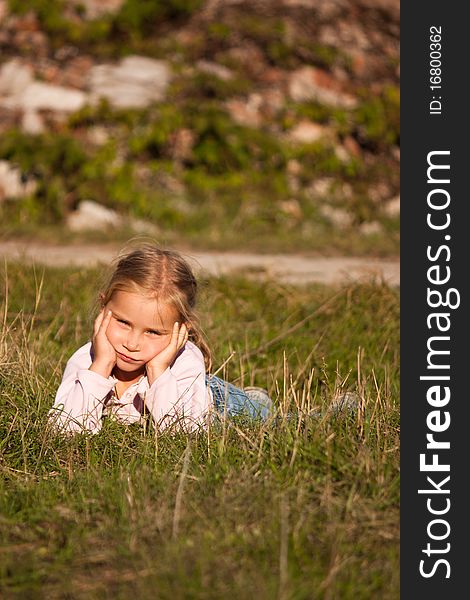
[153,171,187,196]
[196,60,233,81]
[287,159,302,176]
[334,144,350,163]
[349,50,368,78]
[319,204,353,229]
[287,160,302,193]
[343,135,362,157]
[227,88,285,127]
[0,160,37,201]
[260,89,285,116]
[54,45,80,62]
[12,10,40,32]
[9,81,87,112]
[0,59,33,96]
[226,94,263,128]
[258,67,286,86]
[288,66,357,108]
[87,126,110,146]
[0,0,8,23]
[66,200,123,231]
[66,199,160,234]
[13,29,48,56]
[359,221,383,235]
[38,62,61,85]
[280,198,303,220]
[368,182,393,203]
[128,218,159,235]
[383,195,400,217]
[88,56,172,109]
[357,0,400,20]
[0,60,87,112]
[288,120,330,144]
[76,0,125,19]
[169,128,196,162]
[308,177,333,197]
[61,55,94,89]
[284,0,344,18]
[21,110,45,134]
[225,44,266,78]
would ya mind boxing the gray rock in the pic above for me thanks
[289,66,357,108]
[226,95,263,128]
[21,110,45,135]
[67,200,123,232]
[0,160,37,201]
[0,59,87,113]
[77,0,125,19]
[289,120,331,144]
[129,218,159,235]
[0,59,33,96]
[88,56,172,109]
[87,126,110,146]
[319,204,353,229]
[18,81,87,112]
[66,199,159,234]
[359,221,383,235]
[383,195,400,217]
[0,0,8,23]
[196,60,234,81]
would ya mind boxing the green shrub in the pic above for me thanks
[291,102,352,136]
[0,130,89,220]
[8,0,202,54]
[68,99,143,129]
[354,85,400,149]
[113,0,203,38]
[175,71,252,101]
[128,105,184,159]
[8,0,70,35]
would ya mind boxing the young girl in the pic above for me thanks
[50,244,272,434]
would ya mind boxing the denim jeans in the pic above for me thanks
[206,374,272,420]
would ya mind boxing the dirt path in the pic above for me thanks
[0,240,400,286]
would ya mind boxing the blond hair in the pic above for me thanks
[99,243,212,371]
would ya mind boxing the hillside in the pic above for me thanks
[0,0,400,255]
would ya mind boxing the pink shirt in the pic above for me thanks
[50,341,211,434]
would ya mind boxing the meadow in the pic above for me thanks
[0,261,399,599]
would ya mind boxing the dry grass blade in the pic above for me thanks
[172,441,192,539]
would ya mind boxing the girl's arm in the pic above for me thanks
[144,341,210,432]
[49,343,115,434]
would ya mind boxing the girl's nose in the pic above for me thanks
[125,332,140,351]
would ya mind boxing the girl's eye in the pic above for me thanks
[147,330,161,336]
[117,319,130,326]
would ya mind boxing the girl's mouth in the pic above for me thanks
[117,352,139,363]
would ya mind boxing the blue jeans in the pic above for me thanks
[206,375,272,420]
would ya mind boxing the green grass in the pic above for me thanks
[0,262,399,598]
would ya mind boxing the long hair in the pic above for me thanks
[98,243,212,371]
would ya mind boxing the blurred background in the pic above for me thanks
[0,0,399,256]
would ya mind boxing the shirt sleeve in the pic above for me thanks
[144,342,211,432]
[49,344,115,434]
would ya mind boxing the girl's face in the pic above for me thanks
[105,290,180,376]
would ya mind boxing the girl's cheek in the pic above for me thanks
[106,323,121,345]
[150,337,170,355]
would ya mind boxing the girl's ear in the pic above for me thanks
[99,293,106,307]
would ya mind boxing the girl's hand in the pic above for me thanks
[146,322,189,385]
[89,309,117,378]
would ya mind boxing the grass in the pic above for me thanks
[0,261,399,598]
